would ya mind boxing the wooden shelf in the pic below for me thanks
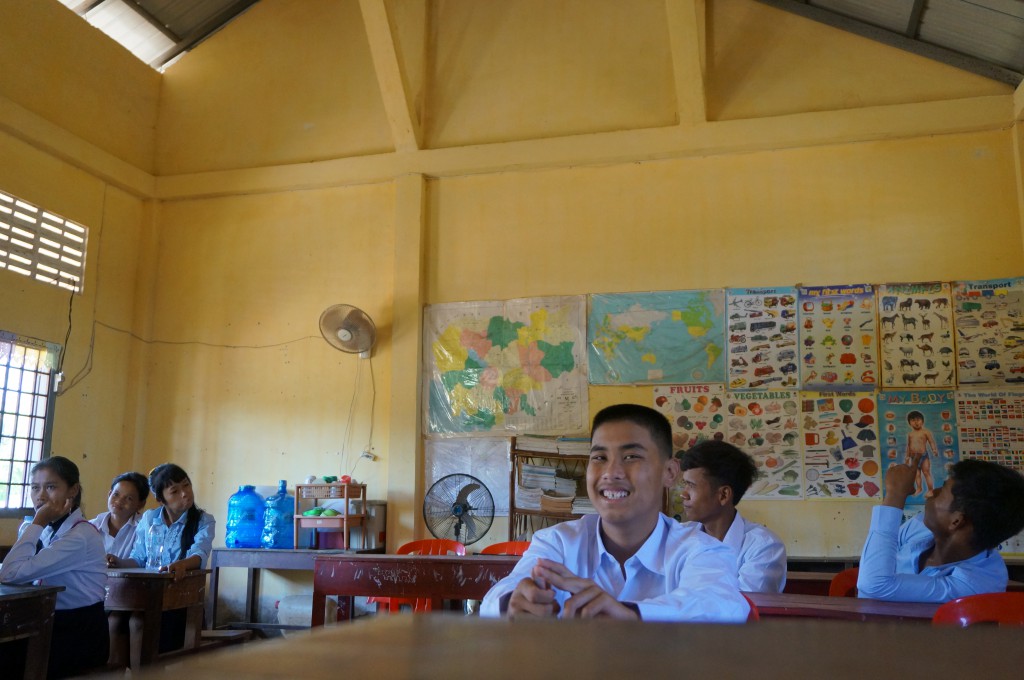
[508,437,588,540]
[294,483,366,550]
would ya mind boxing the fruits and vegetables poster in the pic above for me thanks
[797,284,877,392]
[723,391,802,499]
[800,393,881,500]
[877,282,955,390]
[877,391,959,506]
[725,287,799,391]
[952,277,1024,388]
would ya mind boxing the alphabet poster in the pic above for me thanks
[952,277,1024,387]
[877,391,959,506]
[798,284,878,391]
[725,287,799,391]
[801,392,881,500]
[878,282,955,389]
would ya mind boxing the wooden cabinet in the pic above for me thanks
[294,483,367,549]
[508,439,589,540]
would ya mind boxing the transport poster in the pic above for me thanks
[798,284,878,392]
[877,391,959,506]
[801,392,881,500]
[877,282,955,390]
[952,277,1024,388]
[725,287,799,391]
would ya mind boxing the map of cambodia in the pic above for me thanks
[589,290,725,384]
[424,297,588,436]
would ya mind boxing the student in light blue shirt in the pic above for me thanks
[481,404,749,623]
[858,458,1024,603]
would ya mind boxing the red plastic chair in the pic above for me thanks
[932,592,1024,627]
[480,541,531,556]
[829,567,859,597]
[742,593,760,622]
[368,539,466,613]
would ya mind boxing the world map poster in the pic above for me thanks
[423,296,588,437]
[589,290,726,384]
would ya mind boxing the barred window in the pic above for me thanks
[0,189,87,293]
[0,333,59,514]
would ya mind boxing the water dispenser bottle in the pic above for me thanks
[225,485,265,549]
[261,480,295,549]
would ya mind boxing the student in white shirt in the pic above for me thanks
[481,404,749,622]
[678,441,788,593]
[0,456,108,679]
[857,458,1024,602]
[90,471,149,563]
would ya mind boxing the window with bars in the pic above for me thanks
[0,189,87,293]
[0,333,59,515]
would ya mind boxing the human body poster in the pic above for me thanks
[725,287,799,391]
[877,282,955,389]
[800,392,881,500]
[423,296,588,436]
[877,391,959,506]
[952,277,1024,387]
[798,284,877,391]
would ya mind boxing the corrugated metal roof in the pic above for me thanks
[57,0,259,71]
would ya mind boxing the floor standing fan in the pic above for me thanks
[422,474,495,546]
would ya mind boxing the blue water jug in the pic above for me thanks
[261,480,295,549]
[225,485,265,549]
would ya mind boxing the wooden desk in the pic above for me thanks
[311,554,519,626]
[0,584,63,680]
[157,615,1024,679]
[206,548,371,630]
[782,570,1024,596]
[105,568,208,668]
[746,591,940,622]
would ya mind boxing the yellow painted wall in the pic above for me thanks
[0,0,160,173]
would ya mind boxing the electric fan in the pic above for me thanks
[319,304,376,358]
[422,474,495,546]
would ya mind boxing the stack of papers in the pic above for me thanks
[556,437,591,456]
[515,436,591,456]
[515,485,543,510]
[572,496,596,514]
[540,491,574,514]
[520,463,558,488]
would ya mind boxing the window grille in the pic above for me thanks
[0,190,87,293]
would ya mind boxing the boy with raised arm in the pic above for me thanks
[857,458,1024,602]
[678,441,787,593]
[480,404,749,622]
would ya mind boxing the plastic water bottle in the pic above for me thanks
[145,523,164,570]
[17,515,33,539]
[225,485,265,549]
[261,480,295,549]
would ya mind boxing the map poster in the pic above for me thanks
[877,391,959,506]
[798,284,878,392]
[800,392,881,500]
[952,277,1024,388]
[725,287,799,391]
[423,296,588,437]
[723,390,802,500]
[588,290,725,385]
[878,282,955,389]
[653,384,727,520]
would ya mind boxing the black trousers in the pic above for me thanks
[48,600,109,679]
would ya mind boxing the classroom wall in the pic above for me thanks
[1,0,1022,610]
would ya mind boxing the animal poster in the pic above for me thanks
[801,392,881,500]
[653,384,727,520]
[878,282,955,389]
[722,390,802,500]
[877,391,959,506]
[798,284,878,391]
[952,277,1024,387]
[725,287,799,391]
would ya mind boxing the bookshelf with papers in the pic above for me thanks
[508,436,593,540]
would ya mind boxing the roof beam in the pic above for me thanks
[665,0,707,125]
[757,0,1023,86]
[359,0,421,152]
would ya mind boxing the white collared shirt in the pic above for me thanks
[0,507,107,610]
[128,506,216,569]
[718,511,787,593]
[90,510,142,559]
[480,513,749,622]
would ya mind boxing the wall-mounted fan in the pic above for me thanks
[319,304,376,358]
[423,474,494,546]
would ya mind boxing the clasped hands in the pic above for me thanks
[507,558,639,621]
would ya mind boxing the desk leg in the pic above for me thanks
[22,619,54,680]
[311,587,326,627]
[246,568,260,624]
[206,564,220,629]
[129,607,162,669]
[184,604,203,651]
